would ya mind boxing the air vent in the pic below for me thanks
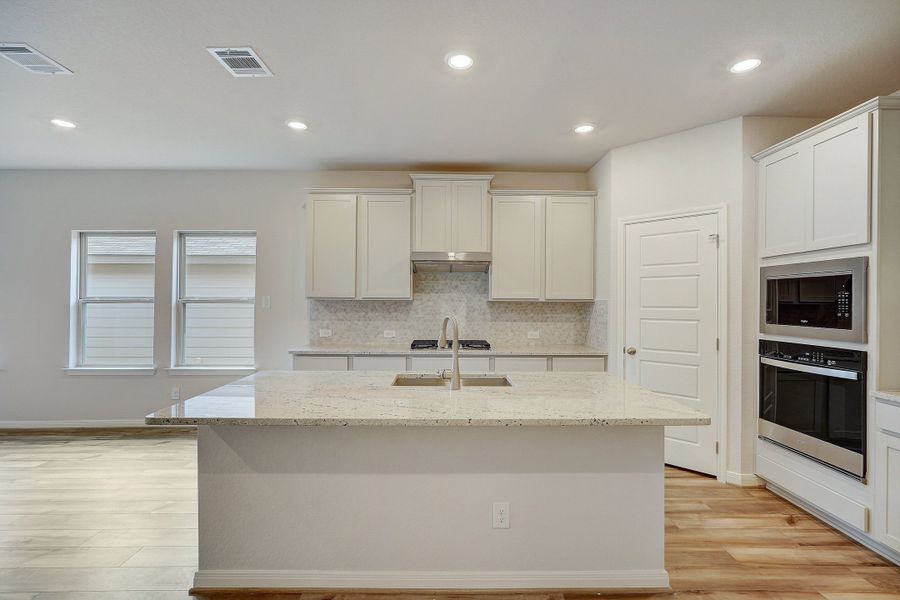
[0,43,71,75]
[207,47,273,77]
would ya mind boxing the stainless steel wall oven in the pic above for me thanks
[759,340,866,479]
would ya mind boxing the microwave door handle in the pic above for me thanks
[760,357,859,381]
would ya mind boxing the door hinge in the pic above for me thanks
[715,441,719,454]
[709,233,720,248]
[716,338,720,351]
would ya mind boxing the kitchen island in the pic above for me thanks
[146,370,709,592]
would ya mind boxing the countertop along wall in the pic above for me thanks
[0,169,589,425]
[588,116,821,482]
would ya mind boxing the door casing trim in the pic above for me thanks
[616,204,728,481]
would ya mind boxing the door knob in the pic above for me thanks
[626,347,637,355]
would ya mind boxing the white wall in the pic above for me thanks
[588,116,821,479]
[0,169,588,425]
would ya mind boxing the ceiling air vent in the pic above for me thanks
[207,47,273,77]
[0,43,72,75]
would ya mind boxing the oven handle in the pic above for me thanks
[760,357,859,381]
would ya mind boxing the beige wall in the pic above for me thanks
[0,169,588,424]
[588,116,821,479]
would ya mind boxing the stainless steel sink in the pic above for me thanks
[391,374,512,388]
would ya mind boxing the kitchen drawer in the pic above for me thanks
[551,356,606,372]
[351,356,407,371]
[876,399,900,436]
[292,355,349,371]
[494,357,549,372]
[409,356,491,373]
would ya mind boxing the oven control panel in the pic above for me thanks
[760,340,865,371]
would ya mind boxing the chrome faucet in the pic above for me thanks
[438,315,461,390]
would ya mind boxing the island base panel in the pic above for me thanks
[195,425,668,590]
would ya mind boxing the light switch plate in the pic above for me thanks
[527,330,540,339]
[383,330,396,338]
[319,328,332,338]
[261,295,271,309]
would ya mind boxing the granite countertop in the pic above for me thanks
[875,390,900,404]
[145,370,709,427]
[288,343,608,357]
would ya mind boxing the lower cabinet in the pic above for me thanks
[874,400,900,553]
[494,357,549,372]
[409,356,491,372]
[292,355,349,371]
[351,356,407,371]
[552,356,607,371]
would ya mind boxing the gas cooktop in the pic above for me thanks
[410,339,491,350]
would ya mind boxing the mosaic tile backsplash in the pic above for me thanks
[309,272,607,348]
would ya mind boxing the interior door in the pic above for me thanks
[624,213,719,475]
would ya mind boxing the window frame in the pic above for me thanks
[69,231,157,369]
[172,230,257,368]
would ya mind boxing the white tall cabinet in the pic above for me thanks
[411,175,492,253]
[306,190,412,300]
[490,192,595,301]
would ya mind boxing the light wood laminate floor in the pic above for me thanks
[0,428,897,600]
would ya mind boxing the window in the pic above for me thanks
[71,232,156,367]
[174,232,256,367]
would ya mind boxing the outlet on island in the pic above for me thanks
[492,501,510,529]
[527,330,540,339]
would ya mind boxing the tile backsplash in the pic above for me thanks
[309,272,606,347]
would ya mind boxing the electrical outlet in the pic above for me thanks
[527,330,540,339]
[383,330,396,338]
[261,295,271,309]
[170,387,180,401]
[319,328,332,338]
[492,501,510,529]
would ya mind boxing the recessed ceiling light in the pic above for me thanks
[728,58,761,74]
[446,54,474,70]
[573,123,595,134]
[50,118,76,128]
[286,121,308,130]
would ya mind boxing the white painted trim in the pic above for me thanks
[63,367,156,376]
[192,568,670,590]
[490,189,596,197]
[306,188,413,195]
[766,482,900,566]
[165,367,256,376]
[615,204,729,482]
[752,96,900,161]
[726,471,764,487]
[0,419,150,429]
[410,173,495,182]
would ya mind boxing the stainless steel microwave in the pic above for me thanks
[760,257,867,343]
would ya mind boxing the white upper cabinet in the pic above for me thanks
[412,175,492,253]
[545,195,595,300]
[358,194,412,299]
[757,113,871,257]
[490,195,544,300]
[306,191,412,300]
[759,147,808,257]
[306,194,358,298]
[490,193,595,302]
[808,114,871,251]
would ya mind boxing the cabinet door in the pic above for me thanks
[874,430,900,553]
[292,355,349,371]
[545,196,595,300]
[306,194,357,298]
[452,181,491,252]
[490,196,543,300]
[807,114,871,251]
[759,146,809,257]
[413,182,452,251]
[358,194,412,299]
[552,356,606,372]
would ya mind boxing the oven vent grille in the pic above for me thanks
[0,43,72,75]
[207,47,272,77]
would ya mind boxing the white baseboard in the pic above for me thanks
[766,482,900,567]
[192,569,671,590]
[0,419,156,429]
[726,470,764,487]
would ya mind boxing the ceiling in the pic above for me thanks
[2,0,900,171]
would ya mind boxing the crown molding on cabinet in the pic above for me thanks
[306,188,413,195]
[489,189,596,197]
[410,173,495,182]
[753,96,900,161]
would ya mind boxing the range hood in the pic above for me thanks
[411,251,491,273]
